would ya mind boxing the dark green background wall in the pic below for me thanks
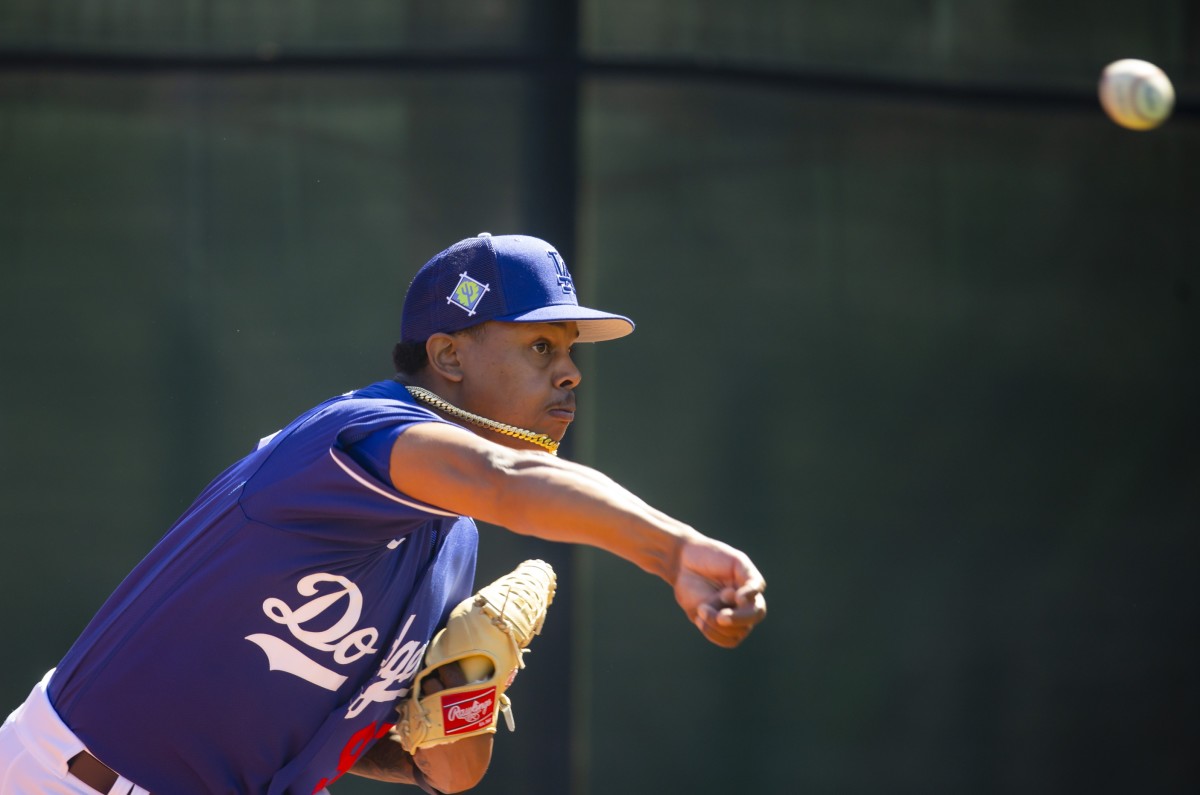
[1,2,1196,794]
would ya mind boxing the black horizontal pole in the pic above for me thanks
[0,48,1195,117]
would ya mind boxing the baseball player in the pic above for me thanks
[0,233,767,794]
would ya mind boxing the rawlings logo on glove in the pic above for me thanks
[443,688,496,734]
[391,559,557,751]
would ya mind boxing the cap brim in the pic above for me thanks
[496,305,635,343]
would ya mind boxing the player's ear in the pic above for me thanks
[426,333,465,383]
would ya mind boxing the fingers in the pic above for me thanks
[694,611,752,647]
[438,660,468,689]
[675,535,767,648]
[686,537,766,598]
[715,591,767,626]
[733,566,767,603]
[717,580,766,607]
[694,590,767,648]
[419,660,466,696]
[693,605,744,648]
[714,567,767,628]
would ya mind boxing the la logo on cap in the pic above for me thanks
[447,272,490,317]
[548,251,574,295]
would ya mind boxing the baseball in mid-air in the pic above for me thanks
[1098,58,1175,131]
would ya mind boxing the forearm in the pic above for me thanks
[391,423,767,648]
[350,739,421,784]
[482,454,696,583]
[392,424,699,584]
[351,734,492,793]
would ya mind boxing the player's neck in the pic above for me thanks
[394,375,559,455]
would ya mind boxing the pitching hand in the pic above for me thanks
[673,534,766,648]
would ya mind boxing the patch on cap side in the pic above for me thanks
[447,271,490,317]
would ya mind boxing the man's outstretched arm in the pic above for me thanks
[390,422,767,648]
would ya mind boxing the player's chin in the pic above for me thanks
[542,418,573,442]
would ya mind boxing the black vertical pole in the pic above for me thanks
[533,0,581,788]
[523,0,580,784]
[523,0,580,254]
[494,3,582,795]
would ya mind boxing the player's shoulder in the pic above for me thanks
[330,379,438,421]
[346,378,406,403]
[263,380,439,452]
[299,380,439,442]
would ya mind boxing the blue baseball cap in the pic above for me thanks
[400,233,635,343]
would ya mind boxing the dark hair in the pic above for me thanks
[391,324,488,375]
[392,340,428,375]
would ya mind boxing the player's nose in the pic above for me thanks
[555,351,582,390]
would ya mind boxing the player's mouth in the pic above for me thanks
[546,399,576,422]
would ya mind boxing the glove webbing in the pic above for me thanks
[479,575,546,669]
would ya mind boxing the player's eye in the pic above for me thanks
[532,341,550,355]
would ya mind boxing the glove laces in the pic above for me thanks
[475,559,557,669]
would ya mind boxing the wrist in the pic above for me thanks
[661,524,699,585]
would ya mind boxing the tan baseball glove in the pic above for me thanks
[391,559,557,752]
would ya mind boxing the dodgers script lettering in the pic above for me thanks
[245,573,381,691]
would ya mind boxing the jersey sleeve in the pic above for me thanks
[342,424,405,486]
[237,397,460,543]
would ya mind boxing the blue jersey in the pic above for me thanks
[48,379,478,794]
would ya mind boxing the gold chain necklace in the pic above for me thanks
[404,385,560,455]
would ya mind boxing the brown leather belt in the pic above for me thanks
[67,750,119,794]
